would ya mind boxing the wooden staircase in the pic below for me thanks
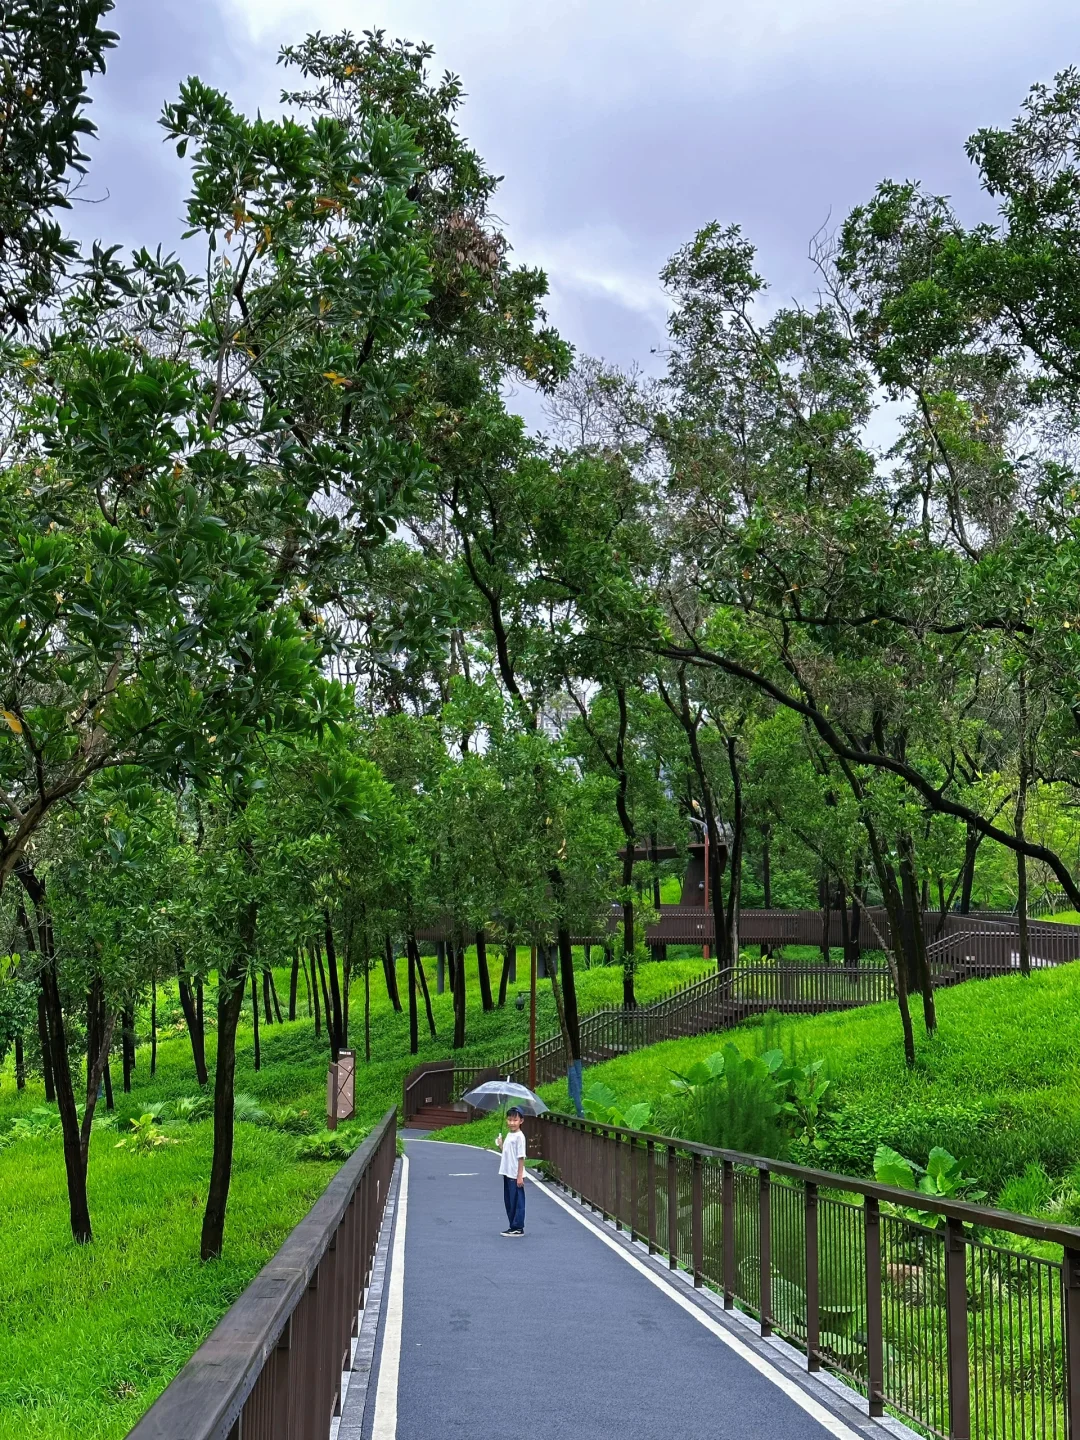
[404,1101,474,1130]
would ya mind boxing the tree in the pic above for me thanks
[0,1,118,331]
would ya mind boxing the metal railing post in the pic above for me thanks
[629,1137,638,1243]
[805,1182,819,1372]
[722,1158,735,1309]
[667,1145,678,1270]
[647,1141,657,1254]
[758,1168,772,1336]
[864,1197,884,1418]
[691,1152,704,1287]
[945,1217,971,1439]
[1064,1248,1080,1440]
[614,1132,622,1230]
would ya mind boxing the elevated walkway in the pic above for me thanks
[346,1138,900,1440]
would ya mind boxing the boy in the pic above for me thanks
[495,1107,527,1236]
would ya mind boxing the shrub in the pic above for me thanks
[266,1105,319,1135]
[234,1093,270,1126]
[873,1143,985,1226]
[0,1105,62,1146]
[169,1094,211,1123]
[582,1082,653,1132]
[296,1123,370,1162]
[115,1114,182,1154]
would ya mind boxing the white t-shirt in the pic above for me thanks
[499,1129,527,1178]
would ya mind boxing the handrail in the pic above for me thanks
[127,1108,398,1440]
[539,1113,1080,1438]
[540,1112,1080,1247]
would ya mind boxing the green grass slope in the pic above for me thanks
[441,961,1080,1198]
[0,948,705,1440]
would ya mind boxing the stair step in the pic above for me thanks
[405,1103,474,1129]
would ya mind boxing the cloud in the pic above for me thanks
[533,224,669,324]
[80,0,1080,379]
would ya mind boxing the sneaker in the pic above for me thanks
[500,1228,517,1237]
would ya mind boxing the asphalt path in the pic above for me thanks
[366,1137,864,1440]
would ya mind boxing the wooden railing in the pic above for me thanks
[446,914,1080,1100]
[126,1109,397,1440]
[540,1113,1080,1440]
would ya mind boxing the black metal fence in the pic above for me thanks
[126,1109,398,1440]
[540,1114,1080,1440]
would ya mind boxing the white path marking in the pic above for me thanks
[371,1152,409,1440]
[526,1171,863,1440]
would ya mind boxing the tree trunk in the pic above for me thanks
[558,923,584,1115]
[863,827,917,1067]
[1016,771,1031,978]
[269,970,284,1025]
[301,949,313,1018]
[341,954,350,1044]
[476,931,494,1012]
[200,945,249,1262]
[761,825,772,908]
[364,958,371,1063]
[621,843,637,1010]
[121,1003,135,1092]
[547,954,573,1075]
[724,736,743,965]
[498,941,515,1006]
[19,907,55,1101]
[315,941,335,1061]
[1015,667,1031,976]
[612,689,639,1009]
[415,950,437,1038]
[406,935,419,1056]
[289,951,299,1022]
[959,822,979,914]
[17,864,97,1243]
[309,946,321,1038]
[898,836,936,1034]
[176,952,207,1086]
[15,1035,24,1090]
[650,832,667,962]
[820,870,832,962]
[324,912,345,1056]
[382,935,402,1012]
[850,869,864,962]
[452,936,467,1050]
[251,971,261,1072]
[262,969,273,1025]
[151,980,158,1077]
[37,987,55,1101]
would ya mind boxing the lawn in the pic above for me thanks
[0,947,706,1440]
[439,960,1080,1201]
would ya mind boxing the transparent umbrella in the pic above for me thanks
[460,1079,548,1115]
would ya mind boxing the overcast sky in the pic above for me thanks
[74,1,1080,420]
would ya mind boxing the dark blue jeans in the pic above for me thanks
[502,1175,526,1230]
